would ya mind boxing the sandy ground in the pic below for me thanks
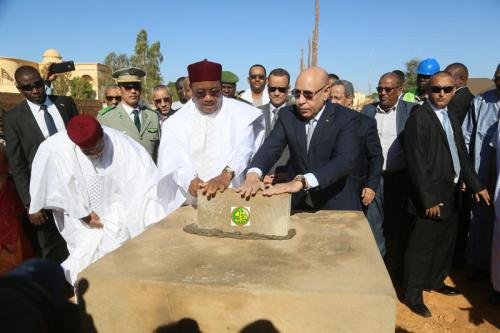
[395,272,499,332]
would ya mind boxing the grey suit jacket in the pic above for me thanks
[361,99,417,135]
[259,103,291,174]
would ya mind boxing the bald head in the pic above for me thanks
[294,66,330,119]
[428,71,455,109]
[380,72,403,88]
[445,63,469,88]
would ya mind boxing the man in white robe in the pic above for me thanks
[29,115,165,284]
[157,59,265,214]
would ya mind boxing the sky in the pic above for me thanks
[1,0,499,94]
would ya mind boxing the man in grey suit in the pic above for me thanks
[259,68,292,183]
[361,72,417,289]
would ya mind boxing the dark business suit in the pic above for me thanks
[259,102,291,175]
[447,86,474,125]
[350,114,384,254]
[251,101,361,211]
[403,101,483,305]
[4,95,78,263]
[361,99,416,282]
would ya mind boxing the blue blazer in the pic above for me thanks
[361,99,416,135]
[250,101,361,211]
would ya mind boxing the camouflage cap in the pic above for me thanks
[221,70,239,84]
[112,67,146,83]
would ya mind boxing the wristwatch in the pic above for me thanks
[222,166,235,180]
[293,174,307,189]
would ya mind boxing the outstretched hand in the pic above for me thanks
[236,172,265,199]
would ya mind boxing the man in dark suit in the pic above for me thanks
[361,72,417,284]
[259,68,292,181]
[445,63,474,125]
[332,79,384,255]
[403,71,490,318]
[4,65,79,263]
[237,67,361,211]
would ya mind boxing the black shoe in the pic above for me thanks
[433,285,460,296]
[407,302,432,318]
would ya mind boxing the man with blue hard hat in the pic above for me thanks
[403,58,440,104]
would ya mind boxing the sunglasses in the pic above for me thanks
[194,89,221,99]
[376,86,399,94]
[268,86,288,93]
[154,97,172,104]
[17,79,45,91]
[105,95,122,102]
[430,86,454,94]
[291,84,328,100]
[250,74,266,80]
[119,83,141,90]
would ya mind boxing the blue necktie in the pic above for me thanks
[440,110,461,178]
[40,104,57,136]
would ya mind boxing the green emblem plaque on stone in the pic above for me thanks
[231,207,251,226]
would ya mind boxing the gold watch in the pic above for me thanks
[293,174,307,189]
[222,166,235,180]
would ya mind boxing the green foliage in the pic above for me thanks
[404,58,419,91]
[104,52,130,72]
[367,92,378,101]
[103,29,164,102]
[70,77,95,99]
[52,72,71,96]
[129,29,164,102]
[167,81,179,101]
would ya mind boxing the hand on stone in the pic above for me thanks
[263,179,303,196]
[28,210,48,226]
[236,172,265,199]
[425,203,444,218]
[188,177,204,197]
[263,174,274,185]
[81,211,103,229]
[474,189,491,206]
[199,172,232,199]
[361,187,375,206]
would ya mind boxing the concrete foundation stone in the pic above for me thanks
[79,204,396,333]
[197,189,291,236]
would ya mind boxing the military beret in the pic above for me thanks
[221,71,239,84]
[112,67,146,83]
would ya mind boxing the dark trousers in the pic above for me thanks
[404,211,458,305]
[22,210,69,264]
[383,171,411,285]
[363,177,386,257]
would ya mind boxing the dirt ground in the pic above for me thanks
[395,271,499,332]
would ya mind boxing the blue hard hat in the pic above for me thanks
[417,58,440,75]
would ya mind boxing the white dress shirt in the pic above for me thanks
[247,106,325,190]
[374,102,405,172]
[26,97,65,139]
[120,102,141,122]
[269,103,286,126]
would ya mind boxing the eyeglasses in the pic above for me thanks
[376,86,399,94]
[105,95,122,102]
[119,83,141,90]
[194,88,221,99]
[291,84,328,100]
[430,86,454,94]
[250,74,266,80]
[268,86,288,93]
[17,79,45,91]
[154,97,172,104]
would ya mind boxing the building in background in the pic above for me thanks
[0,49,112,100]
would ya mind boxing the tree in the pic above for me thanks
[129,29,164,102]
[70,77,95,99]
[404,58,420,91]
[104,52,130,72]
[52,72,71,96]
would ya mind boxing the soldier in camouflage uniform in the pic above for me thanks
[97,67,160,161]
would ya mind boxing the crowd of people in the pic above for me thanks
[0,57,499,321]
